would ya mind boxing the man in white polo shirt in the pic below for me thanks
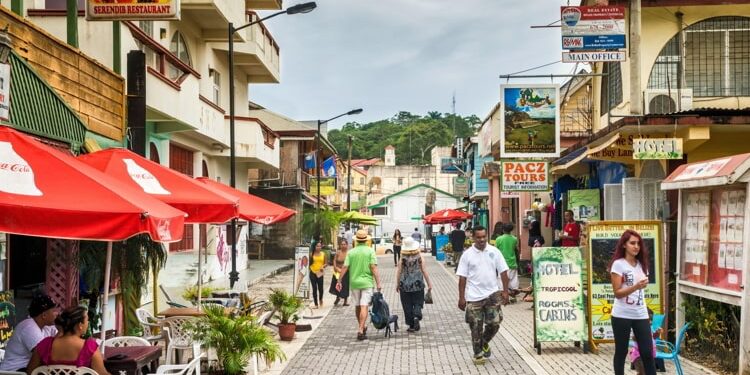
[457,225,510,365]
[0,294,58,372]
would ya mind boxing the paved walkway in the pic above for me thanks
[276,255,717,375]
[280,255,535,374]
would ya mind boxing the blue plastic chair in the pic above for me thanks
[651,314,665,335]
[656,322,691,375]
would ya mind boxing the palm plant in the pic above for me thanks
[300,207,343,245]
[268,289,302,325]
[186,305,285,375]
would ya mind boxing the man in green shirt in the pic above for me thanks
[338,229,382,340]
[495,223,519,291]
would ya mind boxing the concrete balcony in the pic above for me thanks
[146,69,200,133]
[209,12,281,83]
[246,0,282,10]
[218,116,280,169]
[182,0,247,42]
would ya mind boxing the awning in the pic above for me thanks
[551,133,621,174]
[368,202,387,209]
[661,153,750,190]
[302,192,320,206]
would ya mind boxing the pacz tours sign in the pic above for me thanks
[501,161,549,191]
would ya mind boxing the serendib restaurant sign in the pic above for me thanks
[501,161,549,192]
[87,0,180,21]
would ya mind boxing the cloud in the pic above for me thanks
[251,0,575,126]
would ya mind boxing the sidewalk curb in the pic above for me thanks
[247,263,294,287]
[436,259,549,374]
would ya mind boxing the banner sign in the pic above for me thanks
[87,0,180,21]
[532,247,586,347]
[568,189,601,221]
[561,6,626,37]
[308,176,336,196]
[632,138,683,160]
[562,51,626,63]
[587,221,663,343]
[0,64,9,122]
[453,176,469,197]
[440,157,466,174]
[500,85,560,158]
[501,161,549,191]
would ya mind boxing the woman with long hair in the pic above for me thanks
[27,306,111,375]
[392,229,403,266]
[329,238,350,306]
[609,230,655,375]
[309,241,327,308]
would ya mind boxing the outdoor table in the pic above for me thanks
[104,345,161,375]
[158,306,233,317]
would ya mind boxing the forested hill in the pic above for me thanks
[327,111,480,165]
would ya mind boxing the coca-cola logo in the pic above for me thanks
[130,173,156,180]
[0,163,31,173]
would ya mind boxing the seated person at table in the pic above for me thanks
[0,294,59,372]
[26,306,111,375]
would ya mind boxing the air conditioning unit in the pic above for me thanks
[644,89,693,114]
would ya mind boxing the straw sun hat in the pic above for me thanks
[400,237,420,256]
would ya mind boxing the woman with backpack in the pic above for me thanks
[395,237,433,332]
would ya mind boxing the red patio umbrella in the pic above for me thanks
[423,208,472,224]
[195,177,296,225]
[0,125,186,348]
[78,148,239,224]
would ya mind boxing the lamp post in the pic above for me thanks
[227,1,316,288]
[316,109,363,240]
[346,135,353,212]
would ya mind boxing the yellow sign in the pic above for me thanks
[633,138,683,160]
[308,177,336,196]
[87,0,180,21]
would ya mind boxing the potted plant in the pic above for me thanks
[268,289,303,341]
[182,285,217,304]
[186,305,285,375]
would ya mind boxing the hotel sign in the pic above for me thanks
[632,138,683,160]
[87,0,180,21]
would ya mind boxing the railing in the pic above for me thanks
[246,11,281,68]
[125,21,200,90]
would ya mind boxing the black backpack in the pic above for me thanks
[370,292,390,329]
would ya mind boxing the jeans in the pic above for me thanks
[393,245,401,265]
[309,271,324,306]
[399,289,424,327]
[612,316,656,375]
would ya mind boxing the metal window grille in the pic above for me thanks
[647,16,750,97]
[600,62,623,112]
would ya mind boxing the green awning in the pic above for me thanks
[367,202,386,209]
[6,52,87,153]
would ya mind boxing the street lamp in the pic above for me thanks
[346,135,353,212]
[227,1,316,288]
[316,109,363,239]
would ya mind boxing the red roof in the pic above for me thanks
[351,158,381,167]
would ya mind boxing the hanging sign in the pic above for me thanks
[0,291,15,345]
[453,176,469,197]
[632,138,683,160]
[308,176,336,196]
[501,161,549,191]
[500,85,561,158]
[86,0,180,21]
[587,221,663,344]
[532,247,586,351]
[0,63,9,122]
[561,6,626,37]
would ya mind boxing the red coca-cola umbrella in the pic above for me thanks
[195,177,296,225]
[423,208,473,224]
[78,148,239,224]
[0,125,186,348]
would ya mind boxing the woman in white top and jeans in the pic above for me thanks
[609,229,656,375]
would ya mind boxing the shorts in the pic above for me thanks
[498,268,519,290]
[350,288,374,306]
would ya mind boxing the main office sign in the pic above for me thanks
[87,0,180,21]
[562,51,625,63]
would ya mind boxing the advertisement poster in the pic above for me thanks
[532,247,586,345]
[293,246,310,298]
[587,221,662,343]
[568,189,601,221]
[500,85,560,158]
[308,176,336,196]
[500,161,549,191]
[0,291,14,346]
[87,0,180,21]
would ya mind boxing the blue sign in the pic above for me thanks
[562,35,626,50]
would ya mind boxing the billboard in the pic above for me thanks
[500,161,549,192]
[87,0,180,21]
[500,85,560,158]
[440,157,465,174]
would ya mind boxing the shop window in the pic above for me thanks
[372,207,387,216]
[600,62,623,113]
[648,16,750,97]
[398,178,404,186]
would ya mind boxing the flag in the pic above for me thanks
[322,156,337,177]
[303,152,316,170]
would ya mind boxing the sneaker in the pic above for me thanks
[482,344,491,358]
[472,354,486,365]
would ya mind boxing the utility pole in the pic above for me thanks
[452,91,457,137]
[347,135,353,212]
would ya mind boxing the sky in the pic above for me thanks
[251,0,578,128]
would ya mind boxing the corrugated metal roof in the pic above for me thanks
[7,52,86,153]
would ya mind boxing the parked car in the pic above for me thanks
[373,237,394,255]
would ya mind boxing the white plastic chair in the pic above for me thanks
[135,308,167,345]
[30,365,98,375]
[148,354,202,375]
[0,372,26,375]
[104,336,151,347]
[0,348,5,362]
[162,316,200,365]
